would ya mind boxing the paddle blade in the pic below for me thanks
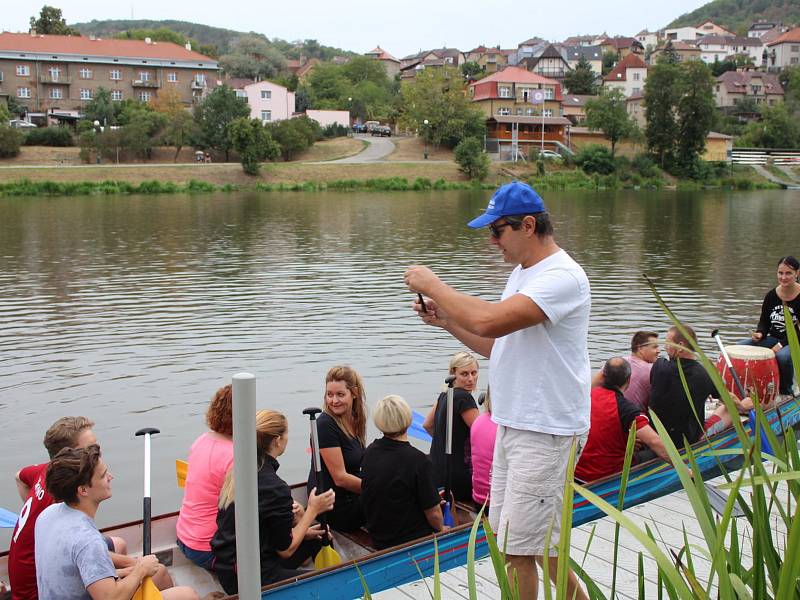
[132,576,162,600]
[176,459,188,489]
[442,501,455,527]
[409,410,432,443]
[314,543,342,569]
[0,507,18,528]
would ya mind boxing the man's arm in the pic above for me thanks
[87,556,159,600]
[635,425,670,463]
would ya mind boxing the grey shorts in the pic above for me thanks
[488,426,587,556]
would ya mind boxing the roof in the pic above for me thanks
[473,66,560,85]
[519,37,545,47]
[603,53,648,81]
[488,115,571,125]
[562,94,596,106]
[627,92,644,101]
[716,70,784,95]
[767,26,800,46]
[658,41,701,52]
[428,48,463,59]
[600,36,643,51]
[539,44,565,59]
[468,45,488,54]
[696,35,762,46]
[366,46,399,62]
[296,58,320,78]
[562,35,599,45]
[225,77,255,89]
[707,131,733,139]
[563,45,603,61]
[749,21,778,31]
[0,32,216,63]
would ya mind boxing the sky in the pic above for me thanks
[4,0,712,58]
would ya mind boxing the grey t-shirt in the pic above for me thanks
[34,502,116,600]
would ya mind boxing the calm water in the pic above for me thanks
[1,188,798,540]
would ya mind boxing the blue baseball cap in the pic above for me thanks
[467,181,546,228]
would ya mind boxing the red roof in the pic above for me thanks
[600,37,642,50]
[473,66,559,86]
[603,53,648,81]
[0,32,216,62]
[367,46,399,62]
[767,26,800,46]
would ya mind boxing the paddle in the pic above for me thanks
[303,407,342,569]
[175,459,187,488]
[0,507,17,529]
[442,375,457,527]
[133,427,163,600]
[409,410,432,443]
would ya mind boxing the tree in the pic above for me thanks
[228,117,280,175]
[0,104,10,124]
[675,60,716,173]
[150,86,185,117]
[460,61,485,81]
[739,103,800,149]
[575,144,615,175]
[644,62,680,167]
[266,118,318,161]
[341,56,390,87]
[584,88,635,158]
[82,88,117,126]
[29,5,80,35]
[0,126,24,158]
[304,63,352,108]
[563,57,597,95]
[161,111,200,161]
[194,85,250,161]
[601,51,618,76]
[454,137,490,180]
[116,103,168,159]
[783,65,800,115]
[6,96,26,118]
[219,35,287,80]
[657,41,680,65]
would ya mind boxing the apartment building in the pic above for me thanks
[0,32,219,115]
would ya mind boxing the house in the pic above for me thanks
[241,80,295,124]
[695,35,763,64]
[296,58,320,82]
[563,34,606,47]
[562,45,603,74]
[766,27,800,69]
[561,94,595,124]
[398,48,464,79]
[465,46,510,74]
[695,20,736,37]
[649,41,701,63]
[516,37,547,63]
[0,32,218,114]
[305,109,350,128]
[626,92,645,128]
[599,36,644,58]
[365,46,400,79]
[664,26,702,42]
[748,21,783,39]
[603,53,648,97]
[520,44,571,81]
[635,30,660,51]
[465,45,488,63]
[714,70,784,108]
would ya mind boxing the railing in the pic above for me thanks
[132,80,161,88]
[191,81,206,90]
[38,74,72,84]
[731,148,800,165]
[536,69,565,77]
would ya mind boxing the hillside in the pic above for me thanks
[667,0,800,36]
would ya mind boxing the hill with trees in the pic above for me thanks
[667,0,799,36]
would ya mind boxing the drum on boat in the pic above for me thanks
[716,345,779,405]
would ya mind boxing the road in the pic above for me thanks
[324,134,395,164]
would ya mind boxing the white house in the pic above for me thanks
[696,35,764,64]
[635,30,660,51]
[242,80,295,124]
[305,110,350,128]
[664,26,701,42]
[602,53,648,97]
[766,27,800,69]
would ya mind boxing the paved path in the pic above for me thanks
[324,134,396,163]
[777,164,800,184]
[752,164,791,188]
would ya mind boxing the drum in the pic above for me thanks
[716,345,779,405]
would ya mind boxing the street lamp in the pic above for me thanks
[423,119,429,159]
[93,120,101,164]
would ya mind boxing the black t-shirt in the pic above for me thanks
[757,288,800,345]
[429,388,478,502]
[361,437,441,550]
[649,357,716,447]
[212,455,294,585]
[307,413,365,520]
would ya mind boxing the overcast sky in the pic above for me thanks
[4,0,711,57]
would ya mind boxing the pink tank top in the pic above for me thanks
[470,413,498,504]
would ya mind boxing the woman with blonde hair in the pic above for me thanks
[176,384,235,569]
[211,410,335,595]
[308,365,368,532]
[362,395,445,549]
[423,352,480,502]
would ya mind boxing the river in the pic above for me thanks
[0,188,798,540]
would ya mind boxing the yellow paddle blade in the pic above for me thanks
[132,576,162,600]
[314,543,342,569]
[176,459,188,488]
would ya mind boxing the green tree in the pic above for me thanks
[228,117,280,175]
[584,88,635,158]
[117,103,168,159]
[194,85,250,161]
[454,136,490,180]
[739,103,800,149]
[266,118,317,161]
[563,56,597,95]
[304,63,352,108]
[160,111,200,161]
[0,104,10,124]
[219,35,287,79]
[644,62,680,167]
[783,65,800,115]
[6,96,26,117]
[29,5,80,35]
[601,51,618,76]
[460,61,485,81]
[675,60,716,174]
[657,41,680,65]
[575,144,615,174]
[0,126,24,157]
[82,88,118,126]
[341,56,390,87]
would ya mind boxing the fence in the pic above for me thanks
[731,148,800,165]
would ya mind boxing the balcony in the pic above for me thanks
[191,80,206,90]
[536,68,566,78]
[133,79,161,88]
[39,74,72,84]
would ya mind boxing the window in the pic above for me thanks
[522,89,530,102]
[497,107,511,116]
[261,110,272,122]
[632,87,640,95]
[791,45,799,53]
[79,67,93,79]
[16,65,30,76]
[48,67,61,81]
[17,87,31,98]
[792,57,799,64]
[543,87,554,100]
[79,89,92,100]
[194,74,206,85]
[110,69,121,81]
[138,71,150,81]
[526,108,534,115]
[49,88,63,99]
[633,72,640,81]
[261,90,272,99]
[444,57,453,64]
[236,90,247,98]
[139,91,152,102]
[111,90,123,101]
[499,86,511,98]
[168,72,178,82]
[516,108,523,115]
[543,109,553,117]
[751,85,762,94]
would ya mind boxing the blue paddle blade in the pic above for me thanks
[0,506,18,528]
[409,410,432,443]
[442,501,455,527]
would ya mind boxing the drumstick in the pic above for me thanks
[711,329,747,399]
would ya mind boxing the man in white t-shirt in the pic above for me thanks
[405,181,590,600]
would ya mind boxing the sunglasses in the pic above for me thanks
[489,221,516,239]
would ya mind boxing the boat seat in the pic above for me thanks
[337,527,376,553]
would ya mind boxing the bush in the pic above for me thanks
[0,126,24,158]
[24,126,74,147]
[321,123,350,139]
[574,145,615,175]
[454,136,490,181]
[632,153,659,178]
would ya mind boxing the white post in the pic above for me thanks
[541,108,545,153]
[233,373,260,600]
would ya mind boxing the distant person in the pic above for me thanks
[7,417,129,600]
[576,357,670,482]
[739,256,800,398]
[470,389,497,506]
[591,331,659,411]
[423,352,480,502]
[212,410,334,595]
[307,366,367,532]
[361,395,445,549]
[34,445,198,600]
[176,384,234,570]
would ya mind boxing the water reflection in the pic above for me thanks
[0,189,798,536]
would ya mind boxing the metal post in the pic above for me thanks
[233,372,260,600]
[541,107,545,153]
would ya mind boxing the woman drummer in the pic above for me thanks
[740,256,800,398]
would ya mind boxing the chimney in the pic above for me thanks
[185,42,192,51]
[145,37,152,44]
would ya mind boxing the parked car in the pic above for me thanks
[364,120,380,133]
[9,119,37,129]
[371,125,392,137]
[352,123,367,134]
[537,150,562,160]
